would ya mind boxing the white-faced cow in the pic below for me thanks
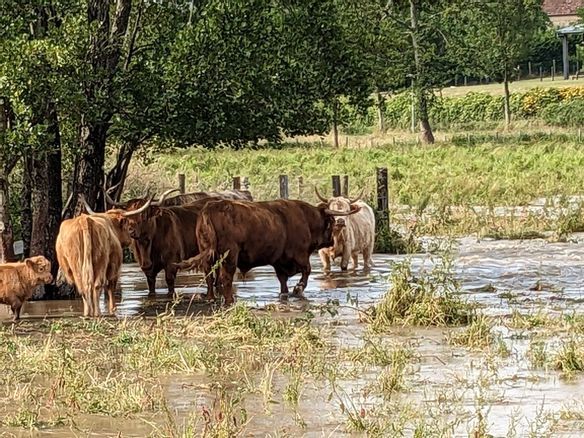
[316,189,375,272]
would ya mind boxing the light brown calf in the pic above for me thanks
[0,256,53,321]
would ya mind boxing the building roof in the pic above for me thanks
[543,0,583,16]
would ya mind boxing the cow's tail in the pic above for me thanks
[80,216,95,296]
[175,212,217,273]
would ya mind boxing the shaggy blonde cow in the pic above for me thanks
[56,191,177,316]
[0,256,53,321]
[316,189,375,272]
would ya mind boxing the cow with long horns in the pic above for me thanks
[117,190,219,297]
[174,198,361,305]
[55,189,177,316]
[315,188,376,272]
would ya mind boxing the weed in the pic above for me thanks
[553,337,584,375]
[367,258,474,330]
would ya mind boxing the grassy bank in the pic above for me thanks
[124,135,584,240]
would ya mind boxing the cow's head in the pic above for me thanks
[25,255,53,285]
[315,201,360,249]
[315,187,363,244]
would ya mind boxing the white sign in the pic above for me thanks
[13,240,23,255]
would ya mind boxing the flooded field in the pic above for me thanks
[2,235,584,437]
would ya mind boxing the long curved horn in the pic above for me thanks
[314,187,329,203]
[121,196,154,217]
[104,189,126,208]
[152,188,180,206]
[348,188,364,204]
[103,181,126,208]
[80,195,96,215]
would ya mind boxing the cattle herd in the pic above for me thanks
[0,186,376,320]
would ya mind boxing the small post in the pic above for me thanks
[376,167,389,213]
[178,173,186,194]
[454,74,458,86]
[551,66,555,81]
[342,175,349,197]
[528,61,532,76]
[345,136,349,147]
[279,175,289,199]
[539,66,543,82]
[332,175,341,197]
[579,129,582,142]
[392,136,396,146]
[467,133,471,145]
[562,36,569,80]
[297,176,303,198]
[232,176,241,190]
[242,176,250,190]
[464,76,468,86]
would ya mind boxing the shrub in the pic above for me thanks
[541,99,584,127]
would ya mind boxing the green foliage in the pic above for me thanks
[541,100,584,127]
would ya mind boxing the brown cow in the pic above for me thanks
[121,197,217,297]
[174,199,360,305]
[56,212,127,317]
[0,256,53,321]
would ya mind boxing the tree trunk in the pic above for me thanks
[63,0,132,218]
[503,69,511,127]
[105,141,138,204]
[409,0,435,144]
[0,177,16,264]
[418,91,435,144]
[21,158,32,258]
[376,90,386,133]
[0,98,17,264]
[332,98,339,148]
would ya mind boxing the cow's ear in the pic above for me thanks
[25,258,35,269]
[154,207,163,217]
[350,205,361,214]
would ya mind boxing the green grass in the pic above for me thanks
[126,137,584,209]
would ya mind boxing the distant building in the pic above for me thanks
[543,0,583,26]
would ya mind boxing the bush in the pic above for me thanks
[541,99,584,127]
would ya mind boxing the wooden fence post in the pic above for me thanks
[528,61,532,76]
[178,174,186,194]
[242,176,249,190]
[297,176,303,199]
[342,175,349,197]
[539,66,543,82]
[232,176,241,190]
[279,175,288,199]
[376,167,389,213]
[332,175,341,197]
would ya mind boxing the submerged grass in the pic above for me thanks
[366,258,474,331]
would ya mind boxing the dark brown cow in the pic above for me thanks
[174,199,360,305]
[121,197,219,296]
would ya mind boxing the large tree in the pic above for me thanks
[463,0,548,126]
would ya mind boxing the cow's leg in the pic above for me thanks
[81,293,90,317]
[164,267,177,297]
[275,269,290,298]
[217,262,237,306]
[106,279,117,314]
[145,271,157,296]
[204,272,215,300]
[351,252,359,270]
[319,249,331,273]
[93,285,103,317]
[341,245,351,271]
[292,260,311,298]
[363,246,373,272]
[9,297,22,322]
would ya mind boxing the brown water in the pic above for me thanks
[4,235,584,436]
[4,233,584,320]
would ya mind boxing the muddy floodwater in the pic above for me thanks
[7,233,584,319]
[4,234,584,437]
